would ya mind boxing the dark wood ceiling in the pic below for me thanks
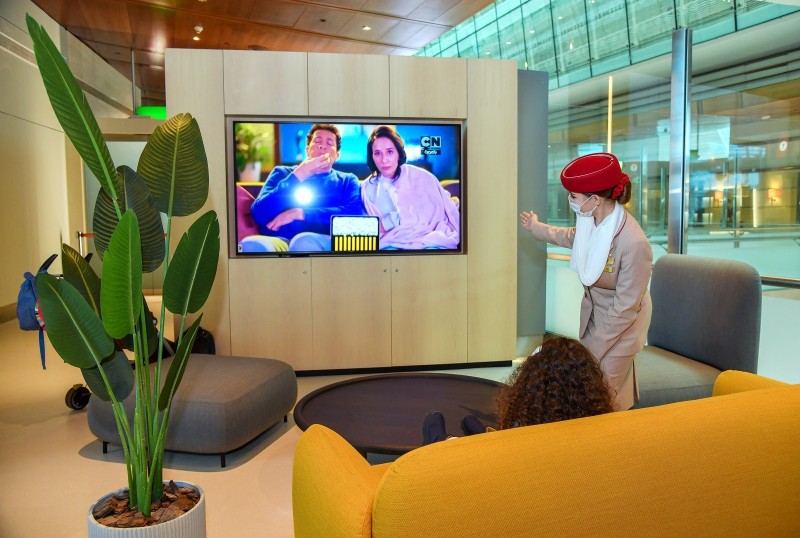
[32,0,493,106]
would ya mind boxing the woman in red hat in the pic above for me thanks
[520,153,652,411]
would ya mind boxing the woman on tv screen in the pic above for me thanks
[361,125,460,250]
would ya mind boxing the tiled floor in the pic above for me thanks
[0,320,513,537]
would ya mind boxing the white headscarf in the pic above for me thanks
[570,201,626,286]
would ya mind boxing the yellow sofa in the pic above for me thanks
[293,371,800,537]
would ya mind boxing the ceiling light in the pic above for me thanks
[362,25,371,31]
[193,36,200,41]
[506,41,512,45]
[485,51,491,55]
[194,24,203,34]
[761,115,771,120]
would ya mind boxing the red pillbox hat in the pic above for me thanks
[560,153,626,193]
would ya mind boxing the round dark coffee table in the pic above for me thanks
[293,373,503,455]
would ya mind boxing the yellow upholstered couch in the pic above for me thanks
[293,371,800,537]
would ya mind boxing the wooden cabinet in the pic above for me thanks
[390,256,468,366]
[311,257,392,369]
[228,258,313,369]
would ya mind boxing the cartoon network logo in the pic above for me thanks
[420,135,441,155]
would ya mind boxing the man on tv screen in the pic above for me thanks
[249,123,363,251]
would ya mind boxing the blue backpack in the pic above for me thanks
[17,254,57,369]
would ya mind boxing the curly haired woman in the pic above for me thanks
[423,336,614,443]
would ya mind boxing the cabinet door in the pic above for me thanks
[228,258,313,370]
[390,255,467,366]
[311,257,392,369]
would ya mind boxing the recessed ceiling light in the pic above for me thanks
[485,51,491,55]
[506,41,512,45]
[761,115,771,120]
[362,25,371,31]
[193,36,200,41]
[529,29,535,33]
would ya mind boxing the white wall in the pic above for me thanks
[0,0,135,309]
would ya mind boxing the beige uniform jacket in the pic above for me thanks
[529,212,653,364]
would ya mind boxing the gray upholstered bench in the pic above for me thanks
[87,354,297,467]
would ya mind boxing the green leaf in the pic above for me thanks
[163,210,219,315]
[137,113,208,217]
[101,210,143,339]
[25,15,121,209]
[61,243,101,316]
[119,165,165,273]
[92,186,119,259]
[35,273,114,369]
[117,294,160,355]
[158,316,202,411]
[80,349,135,402]
[92,166,165,271]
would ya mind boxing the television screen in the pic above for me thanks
[227,118,464,257]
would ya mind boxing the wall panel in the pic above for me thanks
[389,56,468,118]
[223,51,308,115]
[308,53,390,117]
[165,49,230,353]
[466,58,518,362]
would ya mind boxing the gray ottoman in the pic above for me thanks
[87,354,298,467]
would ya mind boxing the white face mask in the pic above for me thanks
[569,195,598,218]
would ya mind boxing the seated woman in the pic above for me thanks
[423,336,615,443]
[362,125,460,250]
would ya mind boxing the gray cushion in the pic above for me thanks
[647,254,761,373]
[87,354,297,455]
[635,346,721,408]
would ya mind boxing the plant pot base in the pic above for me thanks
[88,481,205,537]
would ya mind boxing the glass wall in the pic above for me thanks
[418,0,799,90]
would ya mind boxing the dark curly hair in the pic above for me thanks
[496,336,614,429]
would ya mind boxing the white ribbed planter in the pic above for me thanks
[87,482,206,538]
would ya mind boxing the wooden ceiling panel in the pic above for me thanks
[77,0,133,42]
[379,20,430,47]
[409,0,463,22]
[363,0,427,18]
[338,13,398,41]
[293,6,353,34]
[125,3,176,51]
[308,0,369,9]
[434,0,493,26]
[249,0,307,27]
[31,0,490,106]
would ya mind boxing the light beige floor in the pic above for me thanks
[0,319,513,537]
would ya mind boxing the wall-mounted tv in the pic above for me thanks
[227,117,464,257]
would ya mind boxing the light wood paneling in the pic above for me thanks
[223,51,309,115]
[389,56,467,118]
[165,48,231,353]
[228,258,313,369]
[466,58,518,362]
[391,255,468,366]
[307,53,390,117]
[311,257,392,369]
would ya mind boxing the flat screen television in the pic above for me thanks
[226,117,464,257]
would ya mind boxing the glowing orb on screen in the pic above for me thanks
[295,187,314,205]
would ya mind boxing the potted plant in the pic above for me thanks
[26,14,219,535]
[234,123,271,181]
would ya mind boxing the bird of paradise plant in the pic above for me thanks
[26,14,219,517]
